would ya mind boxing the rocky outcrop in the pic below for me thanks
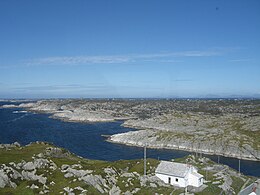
[0,169,16,188]
[1,104,18,108]
[61,164,93,178]
[109,185,121,195]
[0,142,254,194]
[53,110,116,122]
[109,129,260,161]
[81,174,108,193]
[0,142,20,149]
[59,162,174,194]
[21,169,47,185]
[45,147,70,158]
[0,154,57,190]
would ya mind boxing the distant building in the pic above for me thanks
[155,160,203,188]
[238,179,260,195]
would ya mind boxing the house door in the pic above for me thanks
[168,177,171,184]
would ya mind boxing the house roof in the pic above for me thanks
[155,161,191,178]
[191,171,203,178]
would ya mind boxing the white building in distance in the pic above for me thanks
[155,161,203,188]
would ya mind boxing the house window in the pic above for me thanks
[175,178,178,182]
[168,177,171,184]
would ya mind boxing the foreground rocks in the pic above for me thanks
[0,142,173,194]
[0,142,256,194]
[0,158,49,190]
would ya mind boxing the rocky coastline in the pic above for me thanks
[108,130,260,161]
[1,99,260,161]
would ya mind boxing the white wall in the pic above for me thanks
[156,172,203,188]
[155,173,187,187]
[188,173,203,187]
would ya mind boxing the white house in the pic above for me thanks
[155,160,203,188]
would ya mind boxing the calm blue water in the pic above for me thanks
[0,101,259,177]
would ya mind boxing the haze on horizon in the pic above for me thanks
[0,0,260,99]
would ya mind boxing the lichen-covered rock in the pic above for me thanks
[61,164,93,178]
[109,185,121,195]
[33,158,49,169]
[0,170,9,188]
[66,168,93,178]
[22,162,35,170]
[104,167,117,175]
[121,172,135,178]
[10,169,22,180]
[21,170,47,185]
[45,147,70,158]
[81,174,108,193]
[30,184,39,189]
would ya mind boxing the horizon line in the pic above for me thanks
[1,97,260,100]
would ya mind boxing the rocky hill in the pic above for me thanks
[0,142,255,195]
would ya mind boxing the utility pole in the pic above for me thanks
[144,145,147,176]
[206,169,208,181]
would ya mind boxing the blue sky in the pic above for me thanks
[0,0,260,98]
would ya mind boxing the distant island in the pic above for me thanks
[2,98,259,161]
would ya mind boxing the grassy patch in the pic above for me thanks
[231,176,247,194]
[197,183,222,195]
[0,143,49,164]
[0,181,34,195]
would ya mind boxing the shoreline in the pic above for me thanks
[107,136,260,162]
[1,100,260,162]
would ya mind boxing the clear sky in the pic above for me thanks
[0,0,260,98]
